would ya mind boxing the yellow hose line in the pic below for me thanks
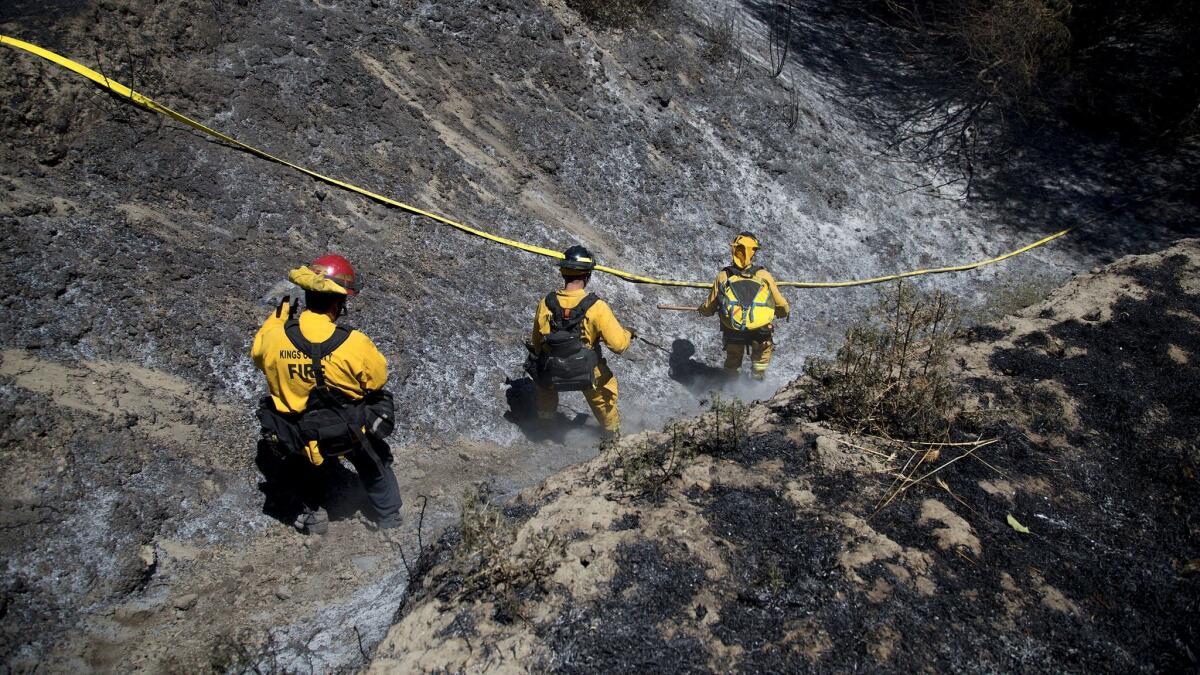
[1,35,1069,289]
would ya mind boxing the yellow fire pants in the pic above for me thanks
[723,339,774,377]
[534,361,620,433]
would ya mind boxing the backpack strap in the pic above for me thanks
[546,293,599,332]
[284,318,354,389]
[545,292,563,329]
[572,294,600,322]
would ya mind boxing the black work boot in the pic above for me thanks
[294,507,329,535]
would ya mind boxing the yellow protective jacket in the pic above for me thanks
[531,289,631,356]
[251,302,388,415]
[698,266,791,328]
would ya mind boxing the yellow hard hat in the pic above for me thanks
[731,232,759,269]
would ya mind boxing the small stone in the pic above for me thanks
[275,587,292,600]
[173,593,198,611]
[139,545,157,570]
[114,603,154,624]
[814,435,837,459]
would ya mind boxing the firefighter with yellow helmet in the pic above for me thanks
[699,233,790,380]
[251,254,402,534]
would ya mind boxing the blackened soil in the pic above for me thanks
[964,324,1008,343]
[701,485,841,670]
[869,491,1136,672]
[698,451,1185,672]
[713,429,814,475]
[540,540,710,673]
[983,253,1200,670]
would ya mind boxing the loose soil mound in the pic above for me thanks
[374,241,1200,672]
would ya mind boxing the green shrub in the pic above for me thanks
[612,421,698,498]
[609,396,748,498]
[804,282,960,440]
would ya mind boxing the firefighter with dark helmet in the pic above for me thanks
[251,254,402,534]
[525,245,632,437]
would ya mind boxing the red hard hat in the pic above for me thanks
[310,254,360,295]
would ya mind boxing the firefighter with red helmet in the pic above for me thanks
[251,254,402,534]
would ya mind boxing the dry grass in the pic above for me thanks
[610,396,749,499]
[702,8,741,63]
[456,487,562,620]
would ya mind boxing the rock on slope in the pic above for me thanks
[372,240,1200,672]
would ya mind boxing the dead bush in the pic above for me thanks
[804,281,960,440]
[456,487,562,620]
[954,0,1072,109]
[566,0,669,27]
[882,0,1073,106]
[610,396,748,498]
[612,421,698,498]
[703,8,741,63]
[879,0,1200,147]
[877,0,1071,180]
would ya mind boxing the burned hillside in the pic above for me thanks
[374,241,1200,672]
[1,0,1198,671]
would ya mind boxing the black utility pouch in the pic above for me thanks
[256,395,303,456]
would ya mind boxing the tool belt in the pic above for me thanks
[722,326,774,346]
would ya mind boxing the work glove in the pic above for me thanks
[304,440,325,466]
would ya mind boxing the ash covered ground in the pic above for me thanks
[0,0,1196,670]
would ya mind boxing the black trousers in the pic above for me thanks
[256,436,402,525]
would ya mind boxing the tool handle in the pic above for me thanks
[657,304,700,312]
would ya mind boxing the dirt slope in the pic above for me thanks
[373,240,1200,672]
